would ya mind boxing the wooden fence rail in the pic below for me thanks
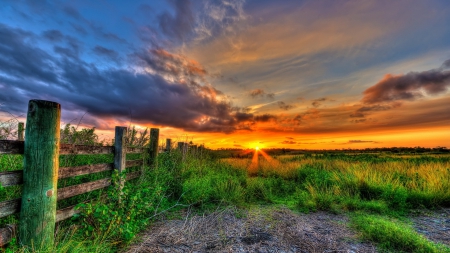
[0,99,158,248]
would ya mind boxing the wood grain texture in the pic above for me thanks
[57,178,111,201]
[114,127,127,172]
[166,138,172,152]
[126,159,143,168]
[18,122,24,141]
[126,171,141,181]
[0,199,20,218]
[59,163,113,179]
[0,224,16,246]
[126,147,144,154]
[56,204,80,222]
[19,99,60,248]
[148,128,159,167]
[0,171,23,187]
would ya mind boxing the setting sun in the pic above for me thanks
[255,147,260,151]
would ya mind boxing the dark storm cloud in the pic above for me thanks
[42,29,64,42]
[362,60,450,104]
[0,24,59,85]
[0,24,272,134]
[158,0,195,41]
[92,46,120,63]
[442,59,450,69]
[135,49,208,83]
[277,101,295,110]
[70,22,88,35]
[249,89,275,99]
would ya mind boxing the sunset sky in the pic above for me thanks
[1,0,449,149]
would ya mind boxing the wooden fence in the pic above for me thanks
[0,100,160,248]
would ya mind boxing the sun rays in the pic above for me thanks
[247,148,281,176]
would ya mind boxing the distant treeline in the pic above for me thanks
[212,147,450,158]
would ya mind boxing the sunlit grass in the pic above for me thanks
[222,154,450,210]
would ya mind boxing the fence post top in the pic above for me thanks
[28,100,60,109]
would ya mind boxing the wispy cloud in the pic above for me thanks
[277,101,295,111]
[249,89,275,99]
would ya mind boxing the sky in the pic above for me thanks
[0,0,449,149]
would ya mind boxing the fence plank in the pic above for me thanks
[57,178,111,201]
[0,161,143,187]
[0,224,16,247]
[126,171,141,181]
[0,170,23,187]
[126,159,143,168]
[59,163,113,179]
[126,147,144,154]
[0,199,20,218]
[0,140,24,154]
[60,144,114,155]
[0,142,115,155]
[56,204,80,223]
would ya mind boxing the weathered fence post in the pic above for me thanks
[177,142,184,151]
[166,138,172,152]
[19,100,60,249]
[114,126,127,198]
[114,127,127,172]
[18,122,24,141]
[148,128,159,167]
[184,142,189,154]
[177,142,186,160]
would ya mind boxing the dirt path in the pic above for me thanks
[410,208,450,246]
[125,207,377,253]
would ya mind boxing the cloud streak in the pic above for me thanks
[248,89,275,99]
[362,60,450,104]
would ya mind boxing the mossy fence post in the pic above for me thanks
[177,142,184,151]
[18,122,24,141]
[166,138,172,152]
[19,100,60,249]
[148,128,159,167]
[114,126,127,198]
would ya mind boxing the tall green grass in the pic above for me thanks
[351,213,450,252]
[219,154,450,213]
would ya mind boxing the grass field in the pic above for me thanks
[1,150,450,252]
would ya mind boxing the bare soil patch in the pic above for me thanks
[410,208,450,246]
[125,207,377,253]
